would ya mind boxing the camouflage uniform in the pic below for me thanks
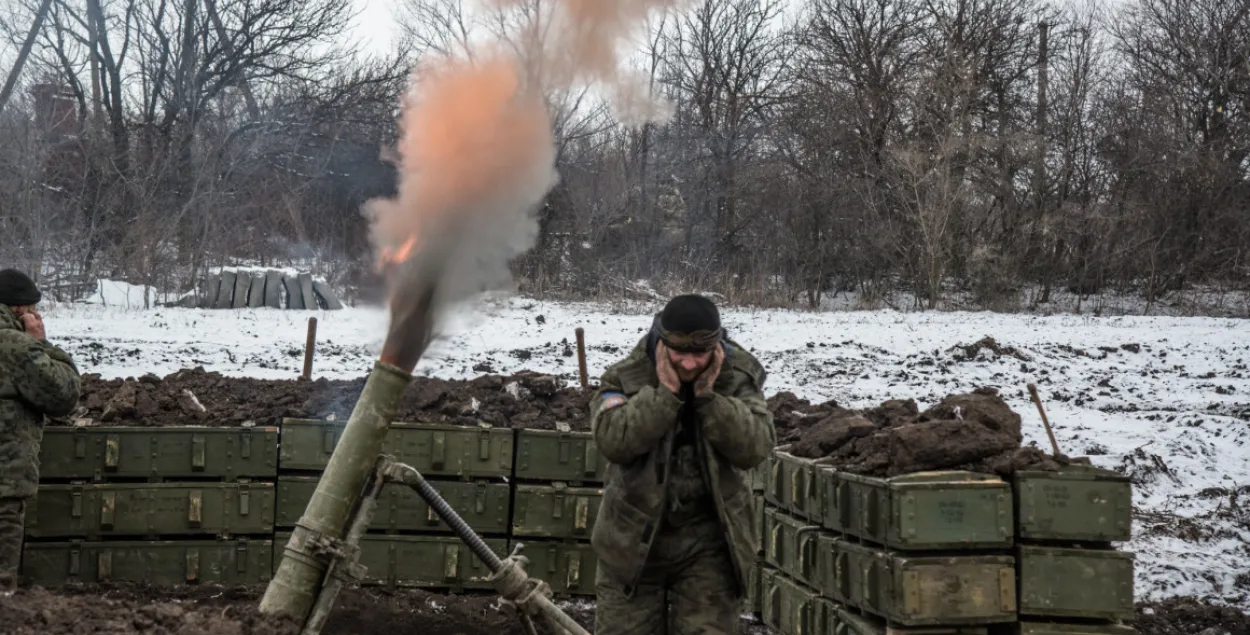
[590,326,774,635]
[0,305,81,589]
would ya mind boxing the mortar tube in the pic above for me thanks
[259,360,413,623]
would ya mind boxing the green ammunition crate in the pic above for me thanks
[755,494,766,554]
[834,608,989,635]
[1014,465,1132,543]
[514,429,606,483]
[279,419,513,479]
[762,569,821,635]
[275,476,510,534]
[1016,622,1137,635]
[764,506,821,587]
[835,539,1017,626]
[22,538,273,586]
[273,532,507,590]
[814,596,840,635]
[764,455,779,505]
[769,448,819,519]
[814,531,840,601]
[836,471,1014,550]
[38,425,279,481]
[27,482,275,539]
[511,539,597,596]
[1018,545,1135,621]
[761,567,781,630]
[814,465,841,532]
[512,484,601,538]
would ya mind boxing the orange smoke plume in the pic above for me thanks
[366,0,679,372]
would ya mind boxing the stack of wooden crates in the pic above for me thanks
[750,444,1136,635]
[275,419,515,590]
[21,419,607,599]
[22,424,279,585]
[275,420,608,594]
[510,427,607,596]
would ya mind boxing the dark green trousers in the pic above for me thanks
[595,518,740,635]
[0,497,25,590]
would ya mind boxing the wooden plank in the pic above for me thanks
[264,271,282,308]
[247,273,267,308]
[213,271,236,308]
[283,275,303,309]
[312,281,343,310]
[298,273,317,310]
[200,276,220,308]
[231,272,251,309]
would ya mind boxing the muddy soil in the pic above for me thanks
[777,388,1067,477]
[3,582,593,635]
[0,582,775,635]
[1,583,1244,635]
[71,369,1069,478]
[1133,596,1250,635]
[70,368,592,430]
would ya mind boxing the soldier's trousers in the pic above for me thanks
[0,497,25,589]
[594,518,739,635]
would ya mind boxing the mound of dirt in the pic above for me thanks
[62,369,1072,482]
[784,388,1065,477]
[1133,597,1250,635]
[70,367,593,430]
[949,336,1031,362]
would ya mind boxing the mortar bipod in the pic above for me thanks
[299,455,592,635]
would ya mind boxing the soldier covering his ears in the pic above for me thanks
[589,294,775,635]
[0,269,81,594]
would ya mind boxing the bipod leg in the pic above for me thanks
[301,458,386,635]
[521,613,541,635]
[380,460,592,635]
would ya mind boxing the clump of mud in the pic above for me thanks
[779,388,1067,477]
[949,336,1032,362]
[71,367,591,430]
[1133,596,1250,635]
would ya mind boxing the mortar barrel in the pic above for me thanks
[259,360,413,623]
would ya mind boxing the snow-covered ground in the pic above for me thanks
[37,293,1250,608]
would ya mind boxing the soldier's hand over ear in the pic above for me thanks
[655,342,681,394]
[693,345,723,396]
[20,311,45,341]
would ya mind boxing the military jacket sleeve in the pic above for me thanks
[590,363,681,465]
[694,351,775,470]
[11,337,81,418]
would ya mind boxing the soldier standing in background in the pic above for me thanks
[589,294,775,635]
[0,269,81,594]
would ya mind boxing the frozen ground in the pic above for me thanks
[37,293,1250,609]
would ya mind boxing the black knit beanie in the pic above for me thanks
[0,269,42,306]
[658,294,721,351]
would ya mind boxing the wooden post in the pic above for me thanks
[575,327,588,390]
[303,317,318,380]
[1027,383,1062,457]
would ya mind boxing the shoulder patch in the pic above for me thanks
[599,392,628,411]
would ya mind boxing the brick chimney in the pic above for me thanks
[30,83,78,138]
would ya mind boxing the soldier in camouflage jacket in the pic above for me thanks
[0,269,81,592]
[589,295,774,635]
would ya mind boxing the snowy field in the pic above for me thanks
[36,292,1250,608]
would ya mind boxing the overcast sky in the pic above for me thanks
[1,0,1117,95]
[351,0,403,57]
